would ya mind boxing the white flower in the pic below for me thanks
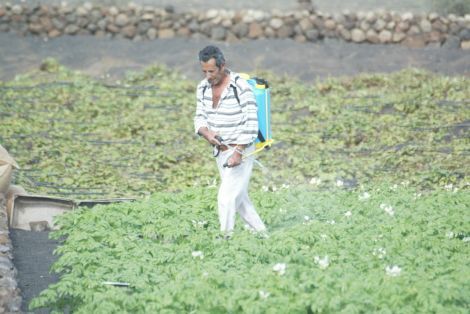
[336,180,344,187]
[273,263,286,275]
[444,183,453,191]
[401,180,410,187]
[385,265,401,277]
[372,247,386,259]
[304,215,310,221]
[192,251,204,259]
[314,256,330,269]
[207,178,218,188]
[281,183,290,189]
[391,184,398,191]
[463,237,470,243]
[202,271,209,277]
[344,211,352,217]
[359,192,371,201]
[262,186,269,192]
[413,192,422,199]
[380,203,395,216]
[259,290,270,299]
[309,177,322,186]
[279,208,286,213]
[446,231,455,239]
[320,234,328,239]
[326,220,336,225]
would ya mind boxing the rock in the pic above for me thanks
[419,19,432,33]
[461,40,470,49]
[294,34,307,42]
[233,22,249,38]
[0,235,8,245]
[269,18,283,30]
[176,27,191,37]
[427,31,443,43]
[108,6,119,16]
[459,28,470,41]
[428,12,439,22]
[28,23,43,34]
[359,20,370,31]
[248,22,263,38]
[11,5,22,15]
[407,25,421,35]
[121,25,136,38]
[395,21,410,32]
[392,31,406,42]
[106,23,119,33]
[366,29,379,43]
[351,28,366,42]
[324,19,336,30]
[65,13,77,24]
[432,19,448,32]
[211,26,226,40]
[338,26,351,41]
[158,28,175,38]
[115,13,129,27]
[402,12,414,21]
[147,27,157,39]
[378,30,392,43]
[277,24,294,38]
[39,16,54,32]
[305,28,320,41]
[299,17,313,32]
[164,5,175,14]
[442,35,461,49]
[374,18,386,31]
[64,24,79,35]
[366,11,376,23]
[402,34,426,48]
[48,29,62,38]
[51,18,65,30]
[449,22,461,35]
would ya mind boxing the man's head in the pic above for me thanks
[199,45,227,86]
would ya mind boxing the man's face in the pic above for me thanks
[201,58,225,86]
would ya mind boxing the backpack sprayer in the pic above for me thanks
[213,73,273,168]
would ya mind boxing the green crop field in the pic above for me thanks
[1,59,469,313]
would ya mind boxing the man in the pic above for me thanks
[194,45,266,235]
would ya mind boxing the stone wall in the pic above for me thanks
[0,196,21,313]
[0,2,469,49]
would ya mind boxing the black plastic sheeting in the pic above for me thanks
[10,230,60,314]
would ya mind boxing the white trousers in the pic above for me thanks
[216,145,266,233]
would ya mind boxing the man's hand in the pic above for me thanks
[225,145,245,167]
[198,127,222,146]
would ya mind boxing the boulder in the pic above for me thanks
[461,40,470,50]
[402,34,427,48]
[248,22,263,38]
[366,29,379,43]
[351,28,366,42]
[378,30,392,43]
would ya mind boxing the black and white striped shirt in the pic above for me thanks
[194,71,258,145]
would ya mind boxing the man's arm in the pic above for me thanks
[225,81,258,167]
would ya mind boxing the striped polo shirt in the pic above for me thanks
[194,71,258,145]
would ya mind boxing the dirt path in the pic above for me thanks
[1,33,469,84]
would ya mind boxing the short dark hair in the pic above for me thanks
[198,45,225,68]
